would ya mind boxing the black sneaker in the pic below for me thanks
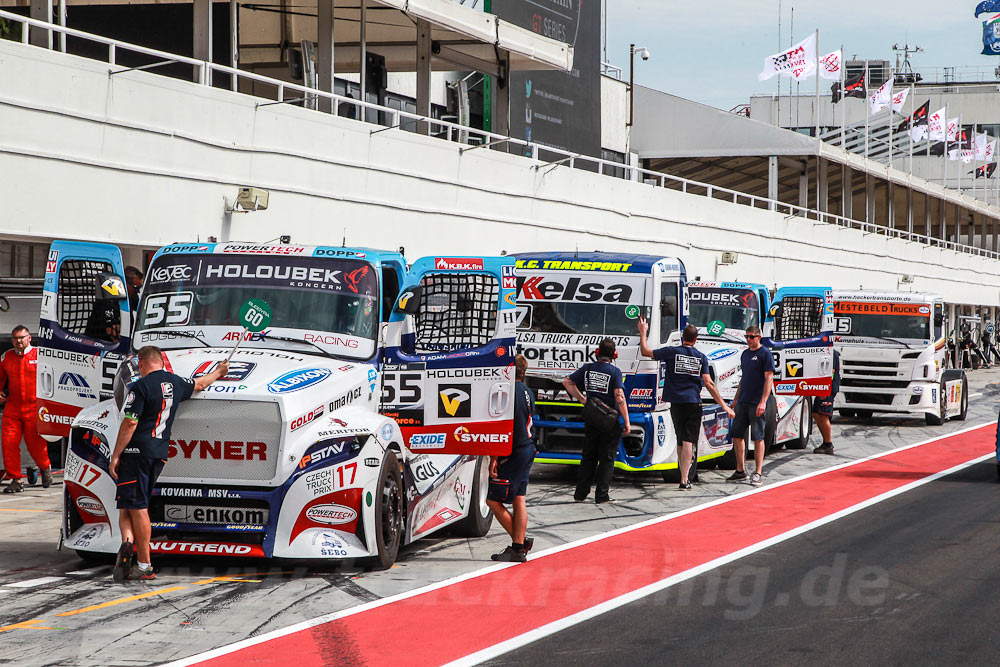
[113,540,134,582]
[491,546,526,563]
[523,536,534,553]
[2,479,23,494]
[678,482,692,490]
[595,497,615,504]
[813,443,835,455]
[725,470,748,482]
[40,468,53,489]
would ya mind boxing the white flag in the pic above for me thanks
[986,139,998,162]
[869,79,893,114]
[909,125,929,142]
[974,133,990,160]
[891,88,909,114]
[946,117,960,142]
[819,49,843,81]
[758,34,817,82]
[928,108,947,141]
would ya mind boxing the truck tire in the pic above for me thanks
[369,452,404,570]
[839,409,856,418]
[451,457,494,537]
[925,379,947,426]
[954,374,969,421]
[854,409,874,420]
[786,399,812,450]
[762,395,778,455]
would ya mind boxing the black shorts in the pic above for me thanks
[670,403,702,446]
[812,395,836,417]
[731,402,766,442]
[116,454,166,510]
[487,444,536,504]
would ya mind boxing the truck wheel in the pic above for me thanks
[954,374,969,421]
[762,395,778,455]
[452,457,494,537]
[369,452,404,570]
[839,409,856,418]
[786,400,812,450]
[854,410,874,420]
[925,380,947,426]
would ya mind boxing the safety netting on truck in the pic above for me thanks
[414,272,498,352]
[773,296,824,341]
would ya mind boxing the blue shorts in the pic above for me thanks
[116,455,166,510]
[812,395,836,417]
[731,402,766,442]
[487,444,536,504]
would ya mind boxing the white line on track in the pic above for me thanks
[4,576,67,588]
[162,421,998,667]
[0,491,61,505]
[970,392,983,398]
[67,566,110,576]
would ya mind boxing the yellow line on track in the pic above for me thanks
[0,619,54,632]
[55,586,189,617]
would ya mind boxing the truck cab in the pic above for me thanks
[41,241,515,568]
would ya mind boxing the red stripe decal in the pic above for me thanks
[190,424,996,667]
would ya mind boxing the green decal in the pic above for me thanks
[239,298,272,333]
[366,491,373,507]
[707,320,726,336]
[624,305,641,320]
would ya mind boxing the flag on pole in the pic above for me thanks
[758,33,817,82]
[983,14,1000,55]
[819,49,843,80]
[869,79,893,114]
[972,163,998,178]
[898,100,929,139]
[946,117,960,142]
[890,88,909,114]
[976,1,1000,17]
[832,73,866,103]
[974,133,990,160]
[928,108,947,141]
[986,138,998,162]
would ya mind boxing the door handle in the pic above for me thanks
[38,364,54,399]
[489,382,509,417]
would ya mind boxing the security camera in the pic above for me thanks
[235,187,269,212]
[641,50,650,61]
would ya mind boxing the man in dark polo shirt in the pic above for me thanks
[728,325,775,486]
[638,320,734,489]
[109,346,228,582]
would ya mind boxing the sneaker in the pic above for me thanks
[134,565,156,581]
[491,546,526,563]
[725,470,748,482]
[523,536,534,554]
[26,468,38,486]
[678,482,692,490]
[750,473,763,486]
[573,496,587,503]
[113,540,134,582]
[595,497,615,504]
[2,479,24,494]
[813,443,835,455]
[40,468,53,489]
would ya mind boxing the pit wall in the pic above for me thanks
[2,39,998,306]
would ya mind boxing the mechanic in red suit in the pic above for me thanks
[0,325,52,493]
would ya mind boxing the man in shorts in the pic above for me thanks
[812,350,841,455]
[638,320,733,489]
[109,346,228,582]
[728,325,774,486]
[486,355,536,563]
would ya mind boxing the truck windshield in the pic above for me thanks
[835,302,930,340]
[522,302,642,337]
[136,254,379,358]
[687,288,759,331]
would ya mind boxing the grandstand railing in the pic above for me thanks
[2,9,999,261]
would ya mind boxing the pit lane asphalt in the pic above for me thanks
[1,370,998,667]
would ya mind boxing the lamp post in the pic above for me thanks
[628,43,651,128]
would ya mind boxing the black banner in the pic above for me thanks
[831,73,865,104]
[491,0,601,165]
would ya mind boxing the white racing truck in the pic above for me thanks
[41,241,517,567]
[829,290,967,424]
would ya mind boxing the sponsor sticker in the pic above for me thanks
[435,257,484,271]
[409,433,447,450]
[75,496,106,517]
[305,504,359,525]
[268,368,332,393]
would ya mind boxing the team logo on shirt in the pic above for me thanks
[161,382,174,397]
[674,355,702,376]
[584,371,611,394]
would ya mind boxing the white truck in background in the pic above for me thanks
[830,290,967,424]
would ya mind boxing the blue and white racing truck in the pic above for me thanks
[42,241,516,568]
[512,254,833,480]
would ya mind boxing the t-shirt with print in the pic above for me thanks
[568,361,624,410]
[737,346,775,406]
[513,381,535,449]
[653,345,709,404]
[122,369,196,459]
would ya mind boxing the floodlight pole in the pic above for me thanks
[628,43,635,128]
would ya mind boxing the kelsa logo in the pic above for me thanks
[518,276,633,303]
[267,368,332,393]
[304,504,358,525]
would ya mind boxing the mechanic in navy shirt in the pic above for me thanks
[563,338,630,504]
[638,320,733,489]
[109,346,228,582]
[728,325,775,486]
[812,350,841,455]
[486,355,536,563]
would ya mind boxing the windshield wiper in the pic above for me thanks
[261,333,336,359]
[849,334,915,349]
[142,329,212,347]
[697,329,746,344]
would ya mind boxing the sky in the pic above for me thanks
[604,0,1000,111]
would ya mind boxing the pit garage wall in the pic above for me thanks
[1,39,999,306]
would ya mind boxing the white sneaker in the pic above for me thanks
[750,473,763,486]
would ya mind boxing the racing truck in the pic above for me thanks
[511,254,831,479]
[826,290,966,424]
[39,241,516,567]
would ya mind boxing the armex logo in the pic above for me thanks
[409,433,447,449]
[268,368,332,393]
[438,385,471,418]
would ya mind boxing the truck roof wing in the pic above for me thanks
[513,251,684,275]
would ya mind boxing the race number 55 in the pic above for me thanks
[142,292,194,327]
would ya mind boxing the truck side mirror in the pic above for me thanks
[661,296,677,317]
[394,286,423,315]
[95,273,127,301]
[934,313,943,328]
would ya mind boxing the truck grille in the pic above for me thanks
[841,378,912,389]
[161,399,282,482]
